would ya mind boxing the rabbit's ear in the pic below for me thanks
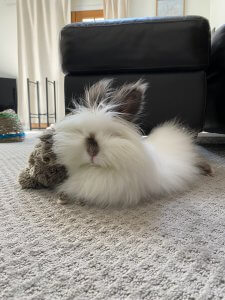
[84,79,113,108]
[111,79,148,121]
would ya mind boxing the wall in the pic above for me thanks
[128,0,211,20]
[185,0,210,20]
[210,0,225,29]
[0,0,17,78]
[128,0,155,18]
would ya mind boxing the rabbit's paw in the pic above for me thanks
[57,192,70,205]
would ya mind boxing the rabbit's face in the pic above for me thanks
[54,109,143,171]
[53,79,148,173]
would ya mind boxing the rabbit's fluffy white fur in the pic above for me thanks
[53,79,209,207]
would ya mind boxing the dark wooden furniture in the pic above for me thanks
[0,78,17,112]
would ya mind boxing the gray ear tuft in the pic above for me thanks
[111,79,148,121]
[84,79,114,108]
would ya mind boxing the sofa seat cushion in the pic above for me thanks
[209,25,225,71]
[60,16,210,75]
[205,25,225,133]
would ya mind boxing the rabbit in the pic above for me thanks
[53,79,212,207]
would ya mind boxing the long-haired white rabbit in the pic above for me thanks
[53,79,212,207]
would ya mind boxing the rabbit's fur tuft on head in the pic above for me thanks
[53,79,212,207]
[71,79,148,122]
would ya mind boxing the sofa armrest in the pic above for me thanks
[60,16,210,75]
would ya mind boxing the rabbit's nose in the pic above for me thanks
[86,134,99,158]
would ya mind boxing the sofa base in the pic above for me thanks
[65,71,206,134]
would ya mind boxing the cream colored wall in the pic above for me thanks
[128,0,211,20]
[210,0,225,29]
[185,0,210,20]
[128,0,156,17]
[0,0,17,78]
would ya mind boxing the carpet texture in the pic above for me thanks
[0,132,225,300]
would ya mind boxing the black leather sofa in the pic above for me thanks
[205,25,225,134]
[60,16,214,134]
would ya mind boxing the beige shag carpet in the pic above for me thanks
[0,132,225,300]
